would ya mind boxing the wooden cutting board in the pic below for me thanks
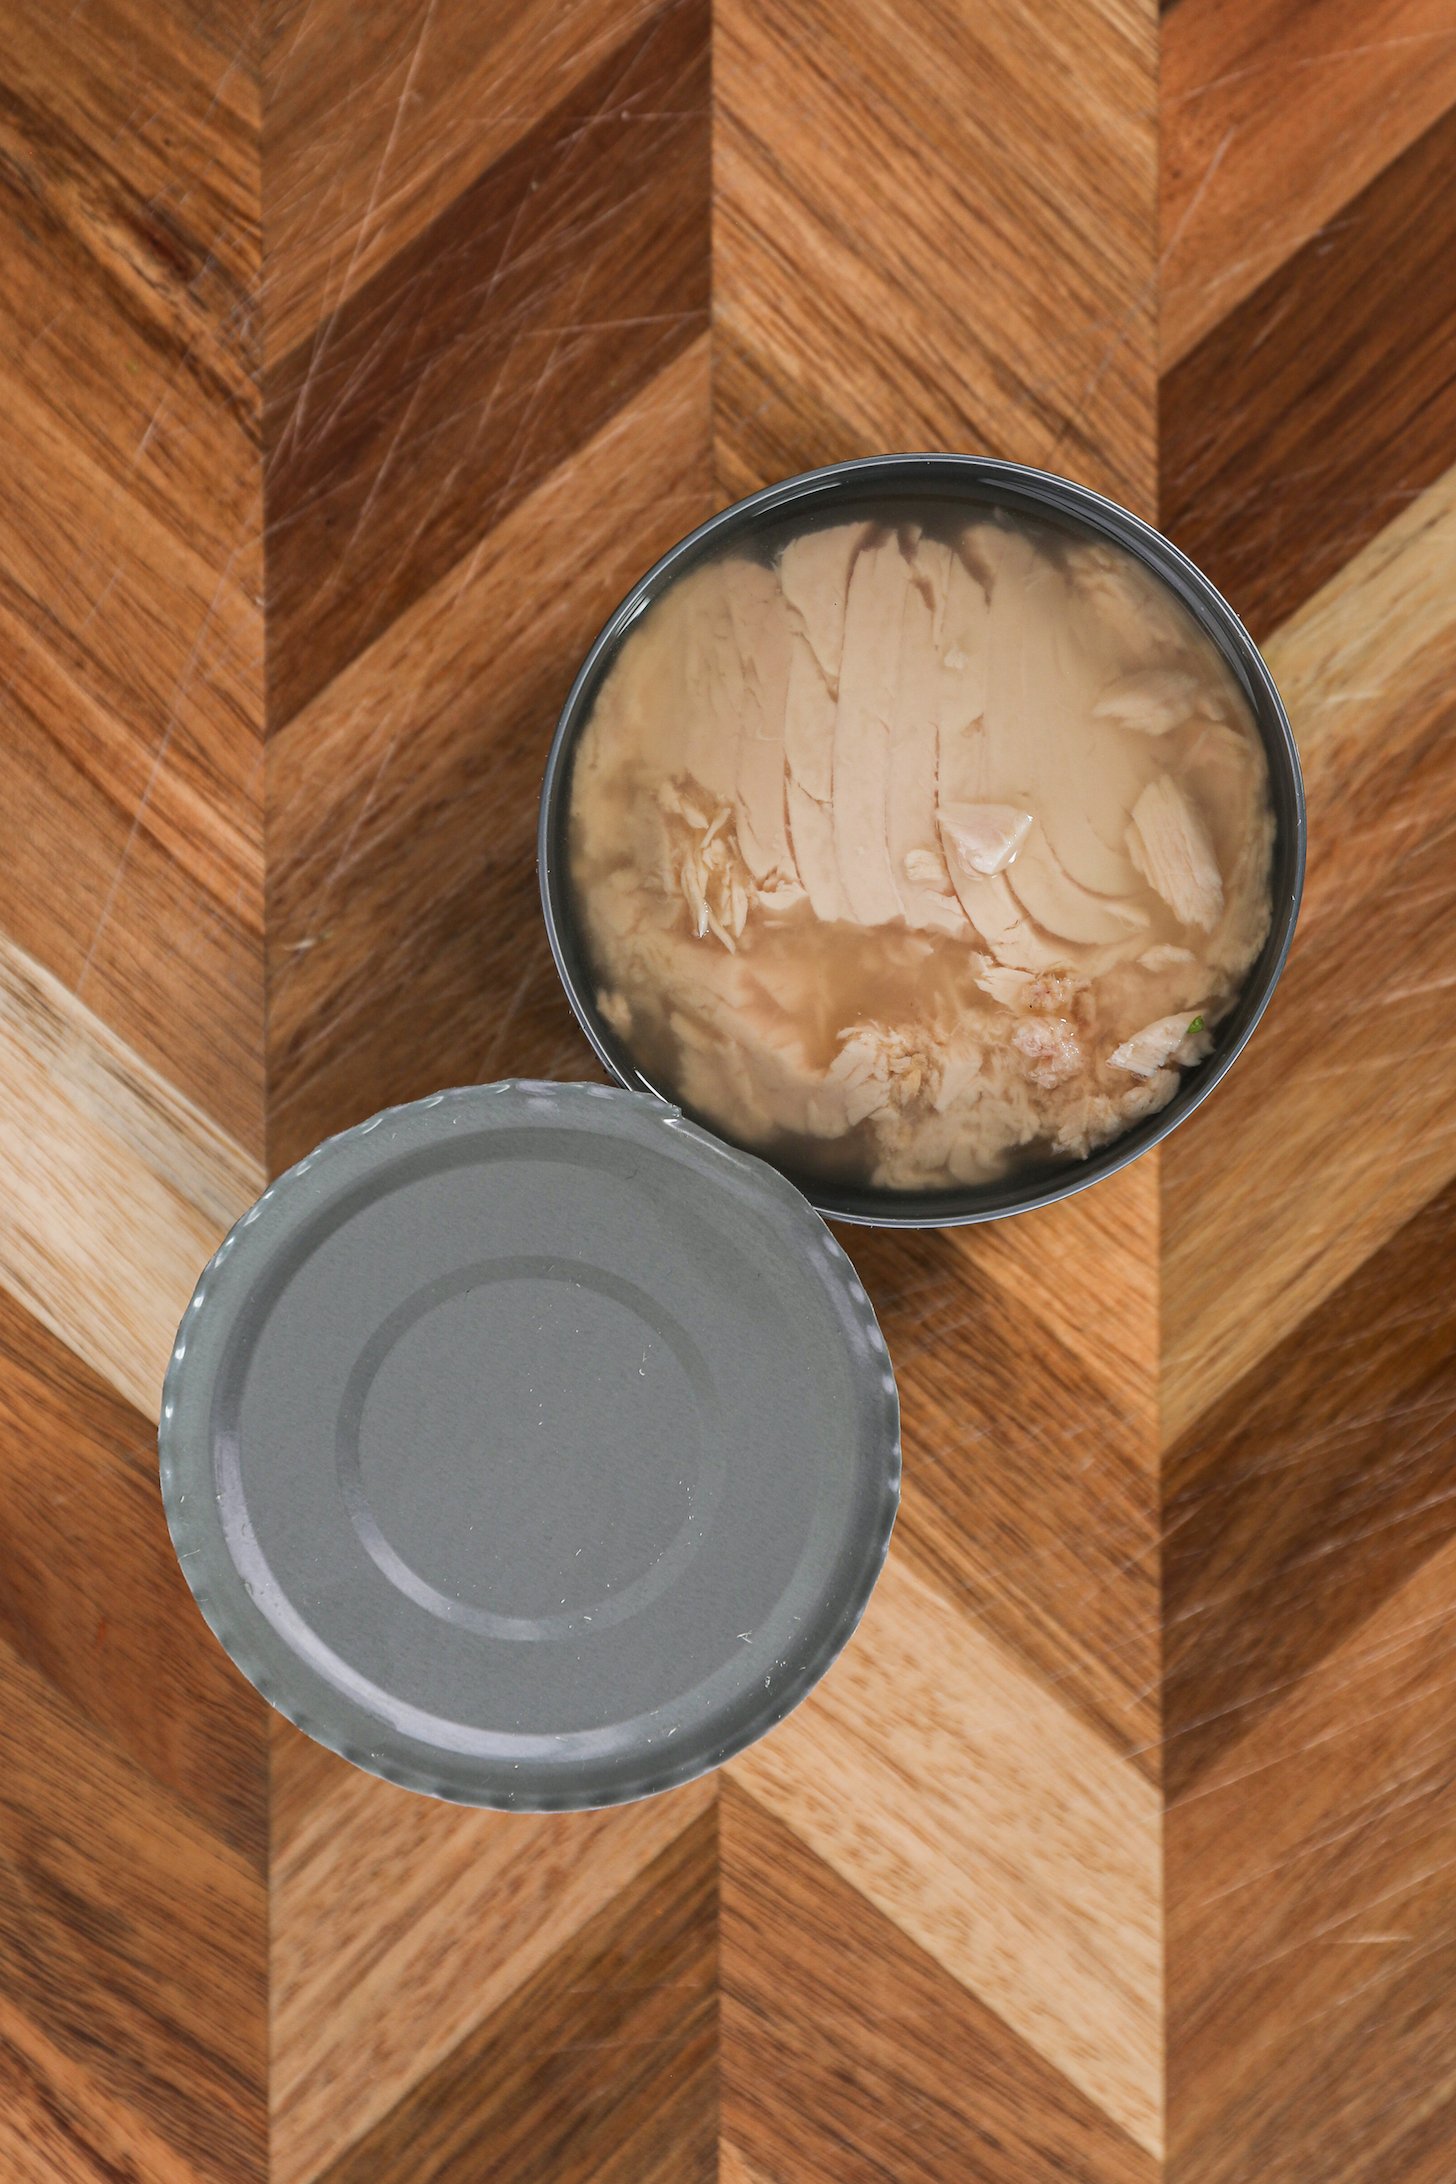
[1,0,1453,2177]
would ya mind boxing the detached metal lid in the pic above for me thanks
[159,1082,899,1810]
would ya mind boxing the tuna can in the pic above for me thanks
[538,454,1306,1228]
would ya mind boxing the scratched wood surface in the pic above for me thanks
[0,0,1452,2178]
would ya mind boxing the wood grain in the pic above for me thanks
[1161,0,1456,365]
[266,337,711,1171]
[723,1780,1158,2184]
[729,1551,1164,2155]
[263,0,668,362]
[1160,101,1456,639]
[960,1158,1160,1430]
[315,1806,717,2184]
[0,0,264,1149]
[1157,31,1456,2178]
[264,0,709,726]
[0,1287,265,1862]
[715,0,1158,513]
[1168,1535,1456,2182]
[0,932,263,1417]
[4,0,1455,2175]
[0,1633,265,2183]
[0,2003,228,2184]
[848,1224,1159,1773]
[1161,461,1456,1439]
[1165,1173,1456,1799]
[272,1751,712,2181]
[720,2148,778,2184]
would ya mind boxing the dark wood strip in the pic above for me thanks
[1160,100,1456,639]
[1168,1537,1456,2182]
[265,339,711,1173]
[722,1782,1157,2184]
[0,1633,266,2182]
[1160,0,1456,365]
[1164,1173,1456,1800]
[846,1224,1159,1774]
[263,0,709,730]
[263,0,669,361]
[319,1805,716,2184]
[0,1286,266,1865]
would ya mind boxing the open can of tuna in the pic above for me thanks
[539,454,1305,1227]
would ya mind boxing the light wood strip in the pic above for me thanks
[715,0,1157,512]
[727,1550,1163,2156]
[1162,0,1456,366]
[1263,461,1456,924]
[271,1763,714,2184]
[719,2148,778,2184]
[1162,460,1456,1441]
[0,932,263,1418]
[270,1716,350,1868]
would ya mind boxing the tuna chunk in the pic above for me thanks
[959,518,1040,596]
[678,576,746,808]
[783,628,837,803]
[949,529,1149,899]
[1093,667,1215,735]
[1006,827,1148,947]
[916,537,990,725]
[920,544,989,827]
[1138,942,1196,971]
[888,562,963,930]
[786,778,844,922]
[1108,1011,1206,1078]
[1063,541,1190,661]
[1127,775,1224,931]
[723,560,798,891]
[779,521,875,686]
[938,848,1071,973]
[976,963,1035,1008]
[833,538,917,925]
[937,801,1032,876]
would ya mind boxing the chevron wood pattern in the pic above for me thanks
[1,0,1452,2178]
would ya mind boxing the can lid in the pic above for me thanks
[160,1081,900,1809]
